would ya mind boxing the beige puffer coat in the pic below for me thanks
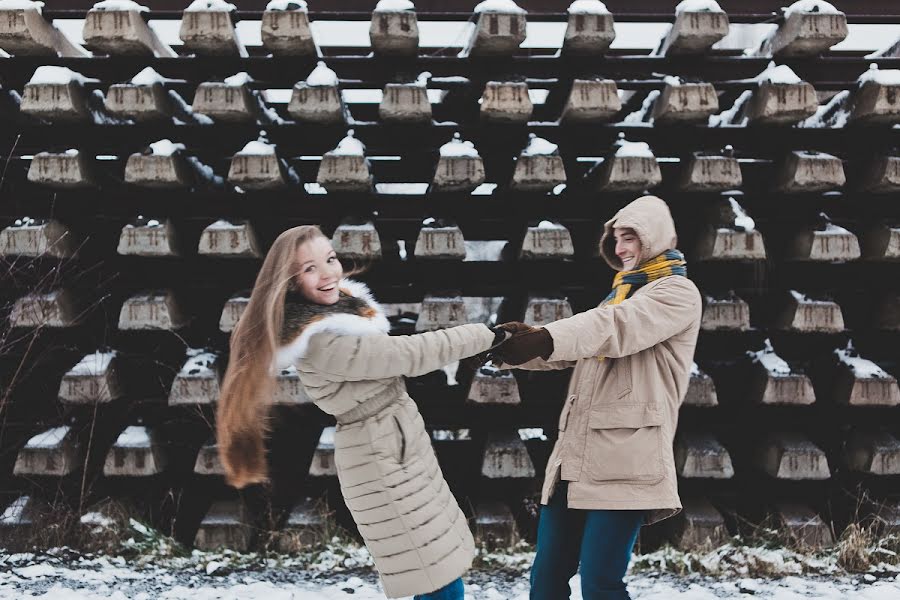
[277,280,496,598]
[507,196,702,524]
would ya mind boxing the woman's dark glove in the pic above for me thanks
[491,323,554,365]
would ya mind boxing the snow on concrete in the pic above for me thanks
[747,339,792,375]
[375,0,414,11]
[265,0,307,10]
[858,63,900,86]
[518,428,547,441]
[623,90,660,124]
[69,351,115,376]
[148,139,185,156]
[835,343,890,379]
[690,361,701,377]
[306,61,339,87]
[185,0,235,11]
[800,90,850,128]
[536,220,560,229]
[29,66,98,85]
[440,133,479,158]
[130,67,177,86]
[675,0,723,14]
[238,140,276,155]
[91,0,148,11]
[329,131,366,156]
[318,426,335,449]
[24,425,69,449]
[614,140,654,158]
[755,62,803,84]
[784,0,841,17]
[473,0,526,14]
[182,349,217,376]
[728,198,755,231]
[0,0,44,11]
[223,72,252,87]
[114,426,151,448]
[521,134,558,156]
[709,90,752,127]
[567,0,609,15]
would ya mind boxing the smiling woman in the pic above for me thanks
[294,235,343,305]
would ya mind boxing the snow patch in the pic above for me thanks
[676,0,723,14]
[130,67,176,86]
[115,426,151,448]
[238,140,276,155]
[265,0,307,9]
[24,426,69,449]
[623,90,659,124]
[69,351,115,376]
[728,198,755,232]
[709,90,752,127]
[29,66,97,86]
[0,0,44,11]
[91,0,148,11]
[184,0,235,11]
[474,0,526,14]
[858,63,900,86]
[800,90,850,128]
[375,0,414,11]
[182,350,217,376]
[318,427,335,449]
[747,339,792,375]
[755,62,803,85]
[223,72,252,87]
[521,134,558,156]
[148,139,185,156]
[567,0,609,15]
[440,133,479,158]
[305,61,339,87]
[835,343,890,379]
[518,428,547,441]
[614,140,654,158]
[784,0,840,17]
[330,131,365,156]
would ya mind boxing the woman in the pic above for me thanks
[216,225,506,600]
[493,195,702,600]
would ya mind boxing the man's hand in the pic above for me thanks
[491,322,554,365]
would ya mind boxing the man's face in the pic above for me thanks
[613,227,642,271]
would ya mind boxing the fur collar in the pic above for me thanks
[274,278,390,369]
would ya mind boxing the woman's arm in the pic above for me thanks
[303,323,496,381]
[544,277,702,362]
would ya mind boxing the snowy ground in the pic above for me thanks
[1,553,899,600]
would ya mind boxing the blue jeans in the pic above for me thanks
[530,482,644,600]
[414,577,464,600]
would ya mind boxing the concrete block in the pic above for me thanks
[684,364,718,407]
[756,433,831,480]
[103,426,166,477]
[194,500,251,551]
[59,351,122,404]
[219,294,249,332]
[118,290,187,331]
[317,133,373,193]
[125,151,193,189]
[288,64,346,124]
[117,218,179,257]
[861,225,900,261]
[846,432,900,475]
[261,6,317,56]
[562,9,615,55]
[776,503,834,549]
[653,81,719,123]
[416,295,467,331]
[746,81,818,125]
[272,365,313,405]
[0,218,74,258]
[788,221,860,262]
[519,221,574,259]
[763,8,848,58]
[431,134,485,193]
[474,502,519,549]
[27,151,95,188]
[658,8,729,56]
[105,80,174,122]
[169,350,219,406]
[82,6,176,57]
[481,431,535,479]
[21,75,95,122]
[331,220,382,260]
[191,80,257,123]
[480,81,532,123]
[776,151,845,193]
[776,291,844,332]
[468,364,521,405]
[13,426,81,477]
[10,289,80,328]
[560,79,621,122]
[0,6,88,56]
[674,432,734,479]
[700,293,750,331]
[179,8,245,57]
[198,220,262,258]
[193,437,224,476]
[849,71,900,125]
[228,142,288,190]
[462,10,526,57]
[379,81,431,123]
[668,496,728,549]
[309,427,336,477]
[832,347,900,407]
[524,296,573,327]
[510,136,566,192]
[858,155,900,194]
[369,8,418,56]
[414,221,466,259]
[678,152,742,192]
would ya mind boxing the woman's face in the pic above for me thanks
[294,236,342,305]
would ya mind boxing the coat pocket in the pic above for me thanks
[613,358,633,399]
[391,414,408,464]
[558,395,576,432]
[585,404,664,484]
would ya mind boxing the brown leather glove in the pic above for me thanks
[491,324,554,365]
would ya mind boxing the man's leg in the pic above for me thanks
[578,510,644,600]
[414,577,464,600]
[529,482,585,600]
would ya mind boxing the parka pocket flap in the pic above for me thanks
[589,405,663,430]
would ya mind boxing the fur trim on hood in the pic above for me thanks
[274,279,390,369]
[600,195,678,271]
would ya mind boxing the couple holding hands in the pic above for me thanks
[217,195,702,600]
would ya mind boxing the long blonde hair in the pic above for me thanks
[217,225,327,488]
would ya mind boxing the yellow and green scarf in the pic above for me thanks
[602,249,687,307]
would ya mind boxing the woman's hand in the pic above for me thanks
[490,322,554,365]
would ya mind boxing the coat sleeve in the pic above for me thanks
[498,357,577,371]
[543,277,701,362]
[303,323,496,381]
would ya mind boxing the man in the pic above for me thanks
[494,195,702,600]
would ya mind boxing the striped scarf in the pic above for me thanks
[597,249,687,361]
